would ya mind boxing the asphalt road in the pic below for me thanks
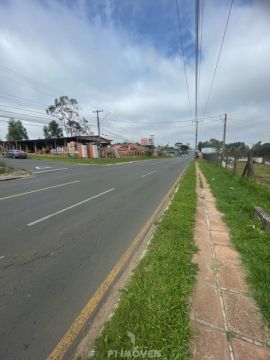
[0,156,192,360]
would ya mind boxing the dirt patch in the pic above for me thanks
[0,168,31,181]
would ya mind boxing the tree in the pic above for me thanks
[46,96,90,136]
[180,144,189,154]
[43,120,63,139]
[6,118,28,141]
[175,142,189,155]
[79,117,91,135]
[198,138,222,151]
[226,142,249,153]
[252,142,270,156]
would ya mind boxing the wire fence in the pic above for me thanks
[202,150,270,188]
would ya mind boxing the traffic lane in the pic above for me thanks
[0,181,115,260]
[2,156,185,177]
[1,158,191,358]
[0,156,187,206]
[0,157,190,259]
[0,189,120,360]
[0,158,190,360]
[2,158,79,171]
[0,161,102,198]
[2,157,163,173]
[0,157,189,256]
[0,157,171,197]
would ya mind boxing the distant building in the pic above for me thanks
[0,135,111,154]
[141,138,153,146]
[201,147,217,154]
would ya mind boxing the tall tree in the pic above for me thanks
[43,120,63,139]
[6,118,28,141]
[46,96,89,136]
[226,142,249,153]
[252,142,270,156]
[180,144,189,154]
[80,117,91,135]
[198,138,222,151]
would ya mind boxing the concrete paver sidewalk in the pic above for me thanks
[190,164,270,360]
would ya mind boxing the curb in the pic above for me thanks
[0,172,32,181]
[47,161,191,360]
[74,162,191,360]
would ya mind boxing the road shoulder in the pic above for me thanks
[190,162,270,359]
[80,162,197,360]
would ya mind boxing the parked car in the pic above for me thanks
[4,150,27,159]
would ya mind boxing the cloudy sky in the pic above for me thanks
[0,0,269,146]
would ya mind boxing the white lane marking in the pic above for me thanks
[0,180,80,201]
[27,188,115,226]
[32,168,68,174]
[35,166,52,170]
[0,256,5,260]
[141,170,157,178]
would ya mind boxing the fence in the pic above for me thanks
[202,150,270,188]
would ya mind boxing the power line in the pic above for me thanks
[0,100,47,112]
[0,118,45,128]
[175,0,192,116]
[203,0,234,116]
[194,0,200,149]
[0,110,51,124]
[0,98,47,111]
[104,117,221,136]
[0,93,48,107]
[102,126,138,142]
[197,0,204,110]
[0,104,53,117]
[0,66,58,97]
[107,114,221,125]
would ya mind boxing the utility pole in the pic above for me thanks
[193,118,203,151]
[194,0,200,150]
[93,109,103,157]
[195,120,199,150]
[222,113,227,156]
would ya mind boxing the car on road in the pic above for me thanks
[4,149,27,159]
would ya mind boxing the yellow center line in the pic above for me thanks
[47,217,150,360]
[46,165,187,360]
[0,180,80,201]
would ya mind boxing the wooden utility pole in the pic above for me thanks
[195,120,199,150]
[221,113,227,166]
[194,0,200,150]
[93,109,103,157]
[222,113,227,155]
[242,149,255,179]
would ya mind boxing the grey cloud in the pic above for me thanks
[0,0,269,146]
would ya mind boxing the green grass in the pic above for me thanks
[235,162,270,188]
[90,163,197,359]
[0,160,13,174]
[200,161,270,327]
[28,154,166,165]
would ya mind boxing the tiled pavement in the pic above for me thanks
[190,164,270,360]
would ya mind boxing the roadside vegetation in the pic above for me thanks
[89,163,197,359]
[236,162,270,188]
[28,154,166,165]
[200,161,270,327]
[0,160,13,175]
[0,159,30,179]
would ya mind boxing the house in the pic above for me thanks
[0,135,112,156]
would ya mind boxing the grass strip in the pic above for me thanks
[28,154,166,165]
[200,160,270,327]
[236,162,270,189]
[0,160,14,174]
[90,162,197,359]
